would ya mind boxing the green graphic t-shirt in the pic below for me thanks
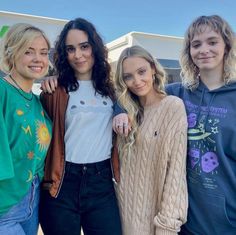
[0,78,52,216]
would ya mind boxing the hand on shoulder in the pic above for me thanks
[41,75,58,94]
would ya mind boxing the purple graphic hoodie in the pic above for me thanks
[166,81,236,235]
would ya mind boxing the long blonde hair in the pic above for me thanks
[0,23,50,75]
[180,15,236,90]
[115,45,166,154]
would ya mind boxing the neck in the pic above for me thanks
[9,73,33,93]
[200,69,224,90]
[75,71,92,81]
[139,90,163,107]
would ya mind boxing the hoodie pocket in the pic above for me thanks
[189,188,236,229]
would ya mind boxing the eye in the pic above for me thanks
[80,43,91,50]
[123,74,133,81]
[66,46,76,54]
[25,50,34,55]
[191,43,200,49]
[138,69,146,75]
[209,41,217,46]
[41,51,49,56]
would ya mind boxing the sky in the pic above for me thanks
[1,0,236,43]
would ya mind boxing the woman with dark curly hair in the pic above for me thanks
[39,18,122,235]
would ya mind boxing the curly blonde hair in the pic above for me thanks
[0,23,50,75]
[115,45,166,155]
[180,15,236,90]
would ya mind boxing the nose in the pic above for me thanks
[133,76,141,85]
[74,48,82,59]
[32,52,43,62]
[199,43,209,54]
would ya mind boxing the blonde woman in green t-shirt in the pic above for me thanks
[0,23,52,235]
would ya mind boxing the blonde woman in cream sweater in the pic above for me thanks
[114,45,188,235]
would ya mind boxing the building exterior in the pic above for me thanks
[0,11,68,46]
[107,31,184,83]
[0,11,184,91]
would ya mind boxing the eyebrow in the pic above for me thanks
[28,47,48,51]
[123,66,147,75]
[66,41,90,47]
[191,36,220,42]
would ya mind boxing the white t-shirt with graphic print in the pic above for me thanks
[65,80,113,163]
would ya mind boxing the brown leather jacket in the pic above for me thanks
[40,86,69,197]
[40,86,119,197]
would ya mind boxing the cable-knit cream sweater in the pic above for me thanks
[116,95,188,235]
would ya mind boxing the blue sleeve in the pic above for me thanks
[113,101,126,117]
[165,82,183,97]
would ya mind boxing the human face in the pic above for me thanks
[190,26,226,73]
[122,56,155,98]
[65,29,94,80]
[14,35,49,81]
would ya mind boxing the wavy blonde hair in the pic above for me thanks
[0,23,50,75]
[115,45,166,155]
[180,15,236,90]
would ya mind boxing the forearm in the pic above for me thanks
[154,126,188,233]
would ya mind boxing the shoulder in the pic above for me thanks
[164,95,185,111]
[162,96,187,126]
[0,78,7,91]
[0,78,9,104]
[165,82,185,97]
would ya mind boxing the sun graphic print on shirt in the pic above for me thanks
[36,120,51,151]
[16,109,24,116]
[27,151,34,160]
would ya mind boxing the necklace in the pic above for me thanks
[8,74,33,101]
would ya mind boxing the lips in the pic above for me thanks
[134,85,146,91]
[75,61,86,66]
[197,57,215,64]
[198,56,213,60]
[29,66,44,73]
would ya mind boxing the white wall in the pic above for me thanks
[131,32,183,60]
[107,31,183,65]
[0,11,68,46]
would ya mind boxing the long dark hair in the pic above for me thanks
[54,18,115,99]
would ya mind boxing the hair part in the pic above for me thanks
[115,45,166,154]
[54,18,115,99]
[0,23,50,75]
[180,15,236,90]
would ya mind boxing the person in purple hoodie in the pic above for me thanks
[166,15,236,235]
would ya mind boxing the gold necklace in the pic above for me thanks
[8,75,33,101]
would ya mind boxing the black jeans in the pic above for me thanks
[39,159,122,235]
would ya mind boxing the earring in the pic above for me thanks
[152,74,156,81]
[197,72,200,80]
[193,65,200,80]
